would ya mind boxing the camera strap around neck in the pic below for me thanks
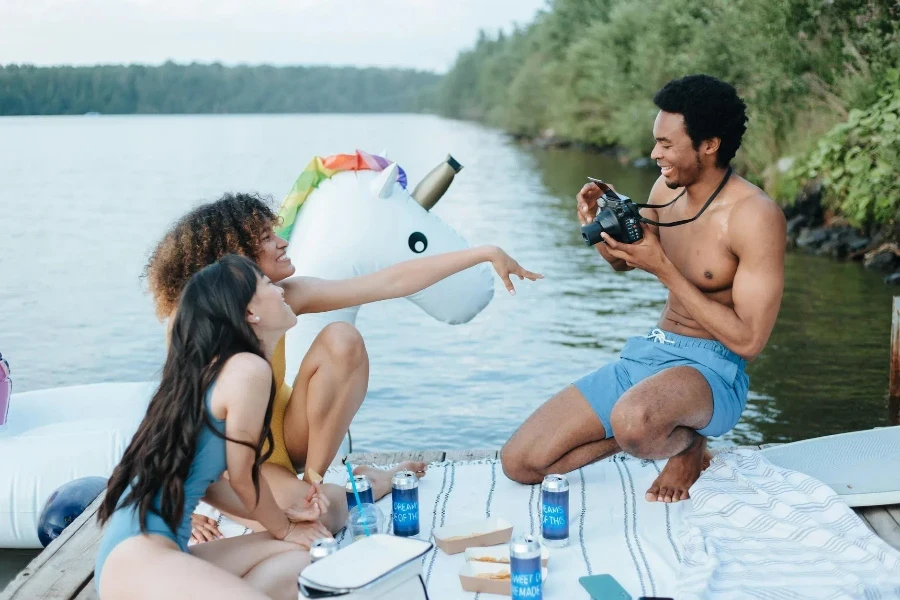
[637,166,732,228]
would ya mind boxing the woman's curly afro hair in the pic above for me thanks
[653,74,748,168]
[144,192,280,319]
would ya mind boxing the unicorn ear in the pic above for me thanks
[379,148,388,159]
[370,163,399,199]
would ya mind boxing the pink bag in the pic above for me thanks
[0,353,10,427]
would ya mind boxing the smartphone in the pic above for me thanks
[578,574,632,599]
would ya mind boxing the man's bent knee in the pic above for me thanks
[500,443,544,485]
[610,402,659,458]
[318,322,368,368]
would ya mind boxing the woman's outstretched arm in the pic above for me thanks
[280,244,542,315]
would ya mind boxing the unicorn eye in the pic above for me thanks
[408,232,427,254]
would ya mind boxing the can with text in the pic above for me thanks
[540,474,569,547]
[510,534,543,600]
[391,470,419,537]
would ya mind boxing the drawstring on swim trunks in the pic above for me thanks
[646,328,674,344]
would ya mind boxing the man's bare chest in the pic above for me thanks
[658,215,738,294]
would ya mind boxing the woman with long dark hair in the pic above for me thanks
[95,254,326,599]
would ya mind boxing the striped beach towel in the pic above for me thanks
[206,455,688,598]
[676,449,900,599]
[200,451,900,598]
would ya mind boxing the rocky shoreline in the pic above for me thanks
[783,181,899,285]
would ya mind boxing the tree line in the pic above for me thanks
[3,1,898,228]
[0,62,439,115]
[430,0,899,228]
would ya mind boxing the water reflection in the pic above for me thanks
[0,115,892,455]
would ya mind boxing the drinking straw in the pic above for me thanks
[344,460,371,537]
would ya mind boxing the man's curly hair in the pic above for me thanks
[144,192,280,320]
[653,74,748,168]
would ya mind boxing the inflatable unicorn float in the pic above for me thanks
[0,150,494,548]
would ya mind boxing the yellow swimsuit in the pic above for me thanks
[264,336,298,474]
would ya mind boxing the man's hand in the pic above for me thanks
[601,223,672,277]
[578,182,633,271]
[190,514,223,544]
[577,182,606,225]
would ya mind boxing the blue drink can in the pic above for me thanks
[541,474,569,547]
[345,475,374,510]
[391,470,419,537]
[510,534,543,599]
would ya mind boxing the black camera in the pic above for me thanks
[580,179,644,245]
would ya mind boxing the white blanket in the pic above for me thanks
[677,449,900,599]
[204,454,689,598]
[198,452,900,599]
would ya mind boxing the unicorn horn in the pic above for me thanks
[371,162,399,199]
[412,154,463,211]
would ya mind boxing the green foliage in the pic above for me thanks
[0,62,440,115]
[433,0,900,226]
[788,73,900,228]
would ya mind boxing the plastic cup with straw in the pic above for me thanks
[344,459,371,537]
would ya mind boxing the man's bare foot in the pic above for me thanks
[645,436,711,503]
[353,461,427,501]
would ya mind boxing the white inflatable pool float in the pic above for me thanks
[0,150,494,548]
[0,382,154,548]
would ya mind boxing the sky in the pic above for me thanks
[0,0,548,73]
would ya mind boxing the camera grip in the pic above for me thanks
[623,217,643,243]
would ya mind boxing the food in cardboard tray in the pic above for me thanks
[475,571,511,580]
[471,556,510,564]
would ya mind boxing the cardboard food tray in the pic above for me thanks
[458,561,549,596]
[433,517,513,555]
[465,544,549,567]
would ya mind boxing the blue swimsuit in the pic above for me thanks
[94,383,227,592]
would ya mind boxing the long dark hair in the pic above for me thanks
[99,254,276,532]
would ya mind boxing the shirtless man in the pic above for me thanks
[500,74,786,502]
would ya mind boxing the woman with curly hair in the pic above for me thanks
[145,192,541,542]
[96,254,327,599]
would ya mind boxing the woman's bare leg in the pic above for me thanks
[352,462,428,500]
[282,322,369,480]
[190,532,309,600]
[243,549,309,600]
[100,533,300,600]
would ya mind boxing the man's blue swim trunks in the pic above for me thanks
[574,328,749,438]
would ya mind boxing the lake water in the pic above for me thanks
[0,114,894,586]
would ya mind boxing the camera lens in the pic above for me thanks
[581,222,604,246]
[581,208,623,246]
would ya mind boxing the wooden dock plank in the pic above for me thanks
[886,505,900,527]
[855,508,876,534]
[444,449,498,462]
[0,493,105,600]
[858,505,900,551]
[342,450,445,467]
[71,584,98,600]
